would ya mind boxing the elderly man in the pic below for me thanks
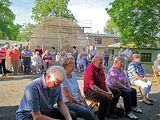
[107,57,142,120]
[16,66,77,120]
[154,53,160,75]
[21,45,33,75]
[128,52,153,105]
[84,54,120,120]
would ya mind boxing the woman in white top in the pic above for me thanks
[61,57,98,120]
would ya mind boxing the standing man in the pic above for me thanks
[18,44,24,72]
[9,44,20,75]
[72,46,79,69]
[124,46,132,70]
[21,45,33,75]
[16,66,77,120]
[103,47,110,68]
[84,54,120,120]
[89,46,97,60]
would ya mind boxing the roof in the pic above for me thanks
[86,33,120,38]
[108,42,160,50]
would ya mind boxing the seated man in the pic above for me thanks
[77,53,86,72]
[84,54,121,120]
[154,53,160,75]
[128,52,153,105]
[16,66,77,120]
[107,57,142,120]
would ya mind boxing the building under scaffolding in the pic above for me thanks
[29,17,89,52]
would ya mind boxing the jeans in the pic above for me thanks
[85,87,120,119]
[104,56,109,67]
[120,88,137,113]
[66,101,98,120]
[23,57,31,74]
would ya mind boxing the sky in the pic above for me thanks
[10,0,113,33]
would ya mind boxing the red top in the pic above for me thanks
[10,49,20,60]
[83,62,107,94]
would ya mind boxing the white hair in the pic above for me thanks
[46,66,65,82]
[157,53,160,58]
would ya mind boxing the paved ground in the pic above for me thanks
[0,63,160,120]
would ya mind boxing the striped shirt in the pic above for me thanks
[128,62,144,83]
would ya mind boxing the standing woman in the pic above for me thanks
[61,57,98,120]
[10,44,20,75]
[0,44,9,76]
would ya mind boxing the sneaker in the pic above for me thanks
[125,112,138,120]
[132,107,142,113]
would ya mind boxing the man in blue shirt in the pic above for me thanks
[16,66,77,120]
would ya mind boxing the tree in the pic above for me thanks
[0,0,21,40]
[107,0,160,47]
[20,23,36,41]
[104,19,119,34]
[32,0,76,23]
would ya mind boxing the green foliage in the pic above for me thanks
[32,0,76,23]
[104,19,119,34]
[107,0,160,48]
[20,23,36,42]
[0,0,21,40]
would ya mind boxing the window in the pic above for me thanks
[141,53,152,62]
[114,39,119,43]
[95,38,102,44]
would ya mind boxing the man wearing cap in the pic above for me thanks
[16,66,77,120]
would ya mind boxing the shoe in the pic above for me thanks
[147,98,157,102]
[143,100,153,105]
[125,112,138,120]
[131,107,142,113]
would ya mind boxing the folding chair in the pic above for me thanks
[151,65,160,88]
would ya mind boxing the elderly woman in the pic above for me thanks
[61,57,98,120]
[42,50,52,71]
[128,53,153,105]
[107,57,142,120]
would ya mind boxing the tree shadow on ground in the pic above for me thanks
[0,74,41,81]
[0,105,18,120]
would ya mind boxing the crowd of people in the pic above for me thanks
[0,42,158,120]
[0,43,100,76]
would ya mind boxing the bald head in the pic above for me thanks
[92,53,103,68]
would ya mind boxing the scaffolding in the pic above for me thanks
[29,17,89,52]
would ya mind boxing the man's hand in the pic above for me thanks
[107,91,114,98]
